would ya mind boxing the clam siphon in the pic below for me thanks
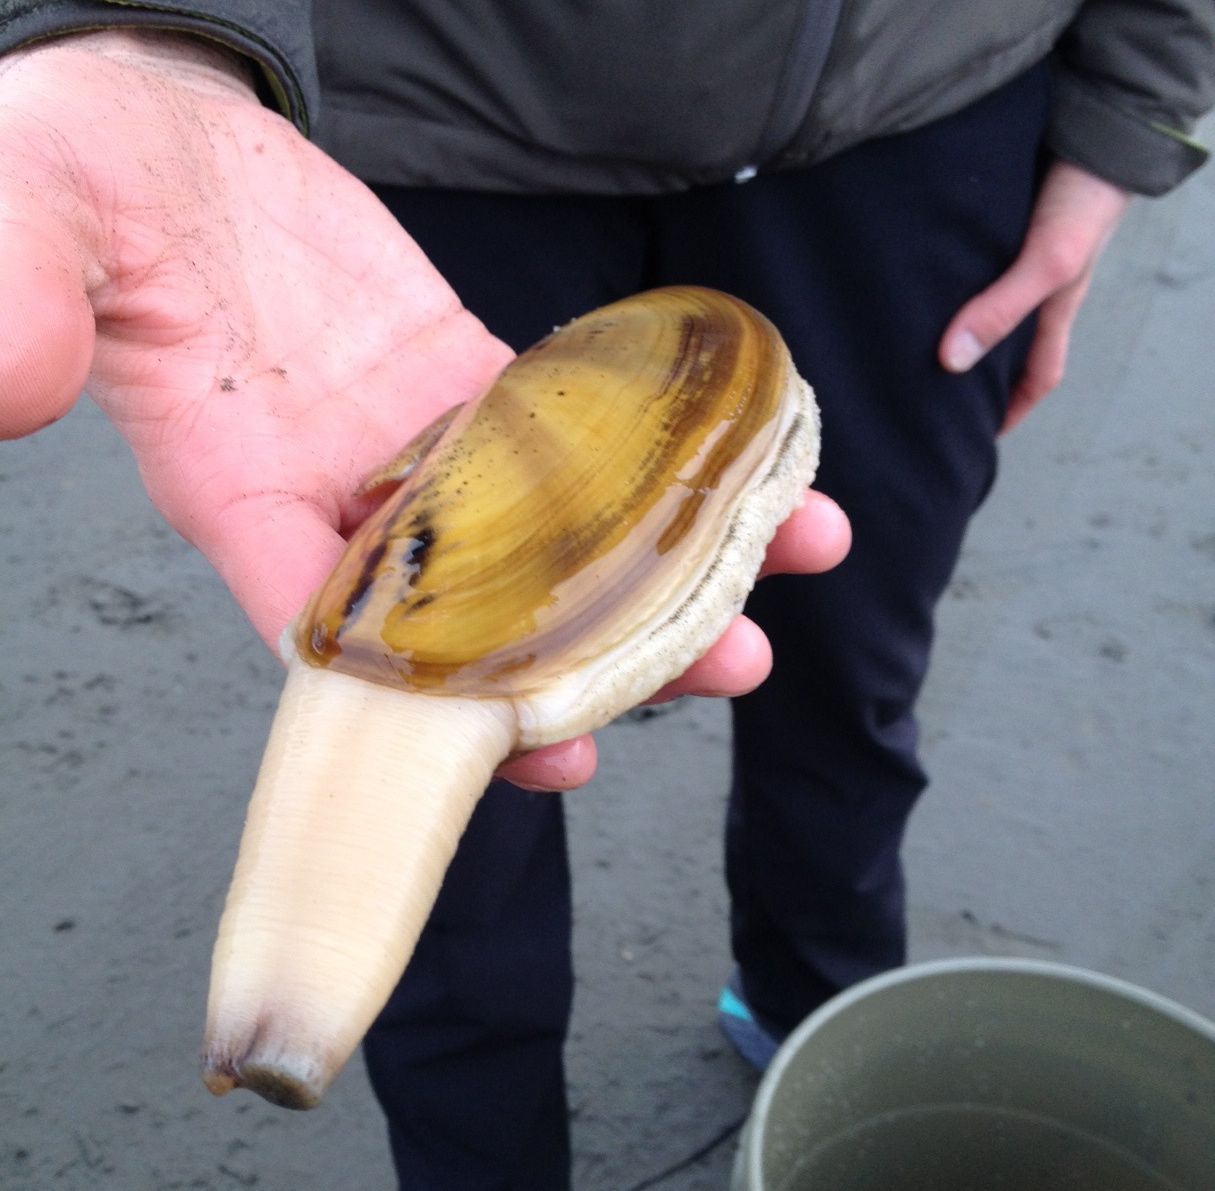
[201,285,820,1109]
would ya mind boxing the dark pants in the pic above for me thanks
[363,59,1051,1189]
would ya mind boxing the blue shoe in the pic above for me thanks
[717,971,786,1071]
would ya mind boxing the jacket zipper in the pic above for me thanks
[738,0,844,180]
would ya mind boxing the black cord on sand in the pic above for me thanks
[622,1113,748,1191]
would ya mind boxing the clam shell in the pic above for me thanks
[202,286,821,1110]
[295,285,819,746]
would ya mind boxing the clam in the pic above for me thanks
[200,285,820,1109]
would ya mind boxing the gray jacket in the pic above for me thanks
[2,1,1212,195]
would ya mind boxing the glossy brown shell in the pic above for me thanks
[294,286,815,719]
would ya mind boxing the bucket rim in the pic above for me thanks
[740,955,1215,1189]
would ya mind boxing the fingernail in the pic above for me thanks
[945,330,984,372]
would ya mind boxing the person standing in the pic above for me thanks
[0,3,1211,1187]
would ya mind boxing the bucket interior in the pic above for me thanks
[748,963,1215,1191]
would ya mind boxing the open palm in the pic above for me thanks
[0,32,512,641]
[0,31,850,790]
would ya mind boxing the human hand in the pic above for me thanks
[939,160,1130,433]
[0,28,514,630]
[0,30,849,792]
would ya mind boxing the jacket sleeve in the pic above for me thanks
[1052,0,1215,195]
[0,0,317,134]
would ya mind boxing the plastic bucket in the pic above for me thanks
[730,958,1215,1191]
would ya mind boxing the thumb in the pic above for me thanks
[938,250,1064,375]
[0,219,96,439]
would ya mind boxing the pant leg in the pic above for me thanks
[362,187,650,1190]
[652,60,1053,1028]
[359,58,1052,1177]
[362,783,575,1191]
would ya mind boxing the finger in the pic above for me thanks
[498,734,598,792]
[941,162,1129,378]
[939,251,1065,375]
[499,616,776,789]
[1001,270,1093,434]
[759,489,851,578]
[647,614,772,704]
[0,222,95,438]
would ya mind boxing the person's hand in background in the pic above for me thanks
[940,159,1131,432]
